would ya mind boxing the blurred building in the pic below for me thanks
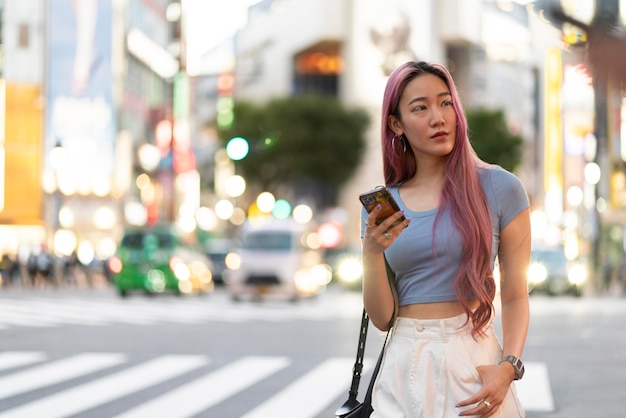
[0,0,187,265]
[0,0,46,257]
[195,0,550,247]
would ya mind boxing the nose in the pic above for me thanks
[430,108,445,126]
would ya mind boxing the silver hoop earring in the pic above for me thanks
[392,134,407,154]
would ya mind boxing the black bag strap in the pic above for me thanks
[335,255,396,416]
[359,316,391,405]
[335,309,390,417]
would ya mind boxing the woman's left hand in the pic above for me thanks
[456,363,515,417]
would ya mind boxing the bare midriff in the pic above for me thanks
[398,299,480,319]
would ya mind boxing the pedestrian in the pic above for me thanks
[361,61,530,417]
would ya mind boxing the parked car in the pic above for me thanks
[108,226,214,297]
[527,247,587,297]
[223,220,330,301]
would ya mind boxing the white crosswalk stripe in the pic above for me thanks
[114,356,290,418]
[0,351,46,371]
[0,355,208,418]
[241,358,363,418]
[0,353,127,399]
[514,362,555,411]
[0,352,554,417]
[0,295,359,331]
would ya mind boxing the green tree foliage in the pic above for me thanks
[466,108,523,172]
[218,95,370,204]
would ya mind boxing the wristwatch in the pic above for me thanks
[501,355,525,380]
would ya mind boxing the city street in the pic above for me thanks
[0,285,625,417]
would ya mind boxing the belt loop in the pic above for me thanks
[441,319,449,342]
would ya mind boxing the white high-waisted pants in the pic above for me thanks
[371,314,525,418]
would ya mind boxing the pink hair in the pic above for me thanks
[381,62,495,337]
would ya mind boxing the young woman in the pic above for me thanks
[361,61,530,417]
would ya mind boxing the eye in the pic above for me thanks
[442,100,453,107]
[412,104,427,112]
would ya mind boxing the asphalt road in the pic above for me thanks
[0,285,624,417]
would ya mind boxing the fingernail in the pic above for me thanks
[455,404,461,408]
[458,414,464,417]
[375,204,381,210]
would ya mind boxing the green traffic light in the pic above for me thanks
[226,137,249,161]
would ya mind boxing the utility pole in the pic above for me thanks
[589,0,619,277]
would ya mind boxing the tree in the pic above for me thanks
[466,108,524,172]
[218,95,370,207]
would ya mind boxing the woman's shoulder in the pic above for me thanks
[477,165,525,192]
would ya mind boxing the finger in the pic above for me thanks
[366,205,383,226]
[457,390,487,408]
[457,402,491,417]
[377,211,405,231]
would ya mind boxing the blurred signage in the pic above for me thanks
[127,28,179,79]
[0,79,5,212]
[560,0,594,44]
[45,0,116,198]
[0,83,43,224]
[544,48,564,223]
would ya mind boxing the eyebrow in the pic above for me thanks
[407,91,452,106]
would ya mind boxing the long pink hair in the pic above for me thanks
[381,61,495,337]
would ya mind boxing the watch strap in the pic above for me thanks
[501,355,524,380]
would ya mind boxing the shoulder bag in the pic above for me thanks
[335,257,396,418]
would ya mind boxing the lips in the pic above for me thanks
[431,131,448,139]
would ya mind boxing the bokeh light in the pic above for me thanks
[293,204,313,224]
[226,136,249,161]
[93,207,117,230]
[124,201,147,226]
[53,229,77,257]
[256,192,276,213]
[77,240,96,265]
[584,162,601,185]
[225,175,246,197]
[317,221,343,248]
[215,199,234,220]
[272,199,292,219]
[196,206,218,231]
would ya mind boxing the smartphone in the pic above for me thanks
[359,186,406,227]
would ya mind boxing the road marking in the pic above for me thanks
[242,357,361,418]
[0,351,46,371]
[0,355,209,418]
[113,356,290,418]
[0,353,127,399]
[515,361,555,411]
[0,292,363,330]
[1,299,109,326]
[0,352,556,416]
[0,305,62,327]
[39,298,158,325]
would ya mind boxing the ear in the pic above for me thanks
[387,115,403,136]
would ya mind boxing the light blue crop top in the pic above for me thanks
[360,165,529,305]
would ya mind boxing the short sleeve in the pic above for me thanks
[485,166,529,230]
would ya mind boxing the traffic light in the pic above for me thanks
[225,137,249,161]
[216,72,235,130]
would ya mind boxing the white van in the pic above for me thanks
[224,220,330,301]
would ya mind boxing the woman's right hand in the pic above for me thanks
[362,205,410,254]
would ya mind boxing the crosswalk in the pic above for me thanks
[0,351,553,417]
[0,292,364,331]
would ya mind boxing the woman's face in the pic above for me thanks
[389,73,457,159]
